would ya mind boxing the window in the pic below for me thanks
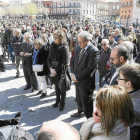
[122,11,123,13]
[129,10,130,13]
[47,4,49,7]
[125,10,127,13]
[83,10,85,14]
[87,10,88,14]
[124,15,126,19]
[73,9,75,14]
[113,6,115,9]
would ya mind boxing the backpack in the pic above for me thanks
[0,112,34,140]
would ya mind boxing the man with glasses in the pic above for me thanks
[20,32,37,92]
[71,31,100,118]
[102,44,130,87]
[118,63,140,140]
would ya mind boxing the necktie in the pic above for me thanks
[78,48,85,62]
[26,43,29,49]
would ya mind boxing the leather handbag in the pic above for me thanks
[32,64,43,72]
[58,65,71,92]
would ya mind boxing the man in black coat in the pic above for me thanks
[3,24,15,63]
[11,28,23,78]
[20,32,37,92]
[71,31,100,119]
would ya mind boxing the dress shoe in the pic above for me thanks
[15,74,20,78]
[36,90,42,95]
[24,85,31,90]
[50,91,56,96]
[1,69,6,72]
[53,102,59,108]
[40,93,47,98]
[31,87,37,93]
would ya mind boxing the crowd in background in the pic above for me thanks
[0,19,140,140]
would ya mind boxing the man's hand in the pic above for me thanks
[20,52,24,56]
[24,53,29,57]
[71,74,78,82]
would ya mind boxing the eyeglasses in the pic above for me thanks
[78,40,87,44]
[34,43,39,46]
[53,37,59,40]
[117,76,126,81]
[101,44,106,46]
[109,57,118,61]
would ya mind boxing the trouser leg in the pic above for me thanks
[23,65,31,86]
[16,56,20,75]
[0,55,5,70]
[55,84,61,103]
[7,44,15,62]
[75,83,83,113]
[40,76,47,93]
[27,67,37,89]
[99,74,103,87]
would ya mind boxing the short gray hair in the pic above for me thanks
[102,39,109,44]
[24,32,32,39]
[21,25,26,30]
[78,31,91,41]
[15,28,21,34]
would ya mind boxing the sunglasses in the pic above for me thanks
[101,44,106,46]
[34,43,39,46]
[117,76,126,81]
[53,37,59,40]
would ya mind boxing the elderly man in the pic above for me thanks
[102,44,130,86]
[114,29,121,42]
[38,120,80,140]
[11,28,23,78]
[98,39,112,87]
[93,28,102,50]
[125,25,133,36]
[121,41,138,62]
[118,63,140,140]
[71,31,100,118]
[20,32,37,92]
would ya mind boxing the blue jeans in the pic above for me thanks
[7,44,15,62]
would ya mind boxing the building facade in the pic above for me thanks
[131,0,140,24]
[108,0,121,21]
[96,0,108,22]
[120,0,134,22]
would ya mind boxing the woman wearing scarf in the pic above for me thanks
[47,30,70,111]
[33,38,49,98]
[79,85,136,140]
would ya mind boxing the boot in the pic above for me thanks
[53,100,60,108]
[59,100,65,111]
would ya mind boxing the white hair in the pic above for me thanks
[102,39,109,44]
[21,25,26,30]
[78,31,91,41]
[15,28,21,34]
[24,32,32,39]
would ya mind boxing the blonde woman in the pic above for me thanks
[33,38,49,98]
[80,85,135,140]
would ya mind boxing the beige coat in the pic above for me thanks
[79,117,130,140]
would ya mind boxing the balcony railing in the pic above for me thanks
[121,4,133,7]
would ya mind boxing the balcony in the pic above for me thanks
[121,4,133,7]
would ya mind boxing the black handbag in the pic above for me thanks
[58,65,71,92]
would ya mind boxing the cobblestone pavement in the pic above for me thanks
[0,61,99,139]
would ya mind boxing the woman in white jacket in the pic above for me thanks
[79,85,136,140]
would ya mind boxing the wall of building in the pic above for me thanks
[120,0,134,22]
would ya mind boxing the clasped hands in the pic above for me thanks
[50,68,57,77]
[20,52,29,57]
[71,73,78,83]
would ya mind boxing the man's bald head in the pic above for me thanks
[38,120,80,140]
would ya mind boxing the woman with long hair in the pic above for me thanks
[80,85,135,140]
[47,30,70,111]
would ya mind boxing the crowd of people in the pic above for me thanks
[0,19,140,140]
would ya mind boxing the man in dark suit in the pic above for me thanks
[71,31,100,119]
[102,44,130,86]
[20,32,37,92]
